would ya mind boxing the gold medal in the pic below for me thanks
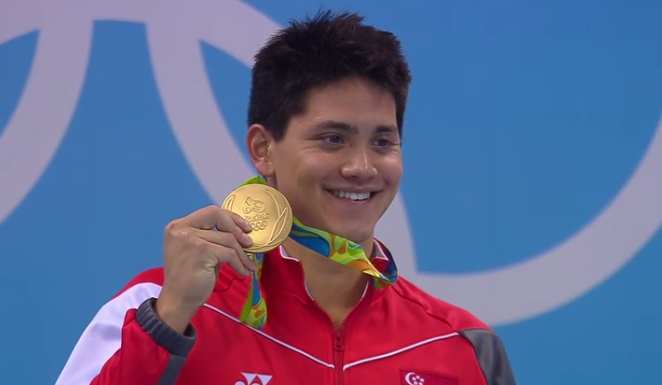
[222,183,293,254]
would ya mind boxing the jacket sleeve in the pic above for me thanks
[54,282,196,385]
[459,329,517,385]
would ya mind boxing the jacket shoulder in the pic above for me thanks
[111,267,165,299]
[391,277,491,331]
[391,277,517,385]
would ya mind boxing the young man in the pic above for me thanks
[55,10,516,385]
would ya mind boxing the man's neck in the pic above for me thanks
[282,237,373,328]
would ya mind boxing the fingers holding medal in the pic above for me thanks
[155,182,292,333]
[156,203,259,333]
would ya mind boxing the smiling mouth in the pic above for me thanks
[328,189,375,202]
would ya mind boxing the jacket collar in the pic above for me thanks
[260,238,394,304]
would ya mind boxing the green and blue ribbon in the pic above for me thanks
[236,175,398,329]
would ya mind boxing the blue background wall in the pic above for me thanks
[1,1,661,384]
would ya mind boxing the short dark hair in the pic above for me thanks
[248,9,412,141]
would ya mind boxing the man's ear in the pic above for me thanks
[246,124,275,177]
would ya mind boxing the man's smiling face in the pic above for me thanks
[251,76,403,249]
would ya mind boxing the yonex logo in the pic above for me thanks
[235,372,272,385]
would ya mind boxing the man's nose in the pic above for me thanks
[340,147,378,180]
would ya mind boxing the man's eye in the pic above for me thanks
[324,135,343,144]
[374,138,394,148]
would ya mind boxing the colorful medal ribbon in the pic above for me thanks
[236,175,398,329]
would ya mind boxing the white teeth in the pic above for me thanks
[332,190,371,201]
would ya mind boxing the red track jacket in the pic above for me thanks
[55,241,516,385]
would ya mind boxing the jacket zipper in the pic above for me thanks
[293,261,370,385]
[331,286,370,385]
[334,328,345,385]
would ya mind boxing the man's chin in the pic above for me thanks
[296,216,375,244]
[329,226,374,247]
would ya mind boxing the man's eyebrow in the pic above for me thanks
[312,119,398,134]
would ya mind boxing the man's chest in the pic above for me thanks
[173,306,485,385]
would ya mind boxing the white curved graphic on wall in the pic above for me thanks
[0,0,661,326]
[0,1,94,225]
